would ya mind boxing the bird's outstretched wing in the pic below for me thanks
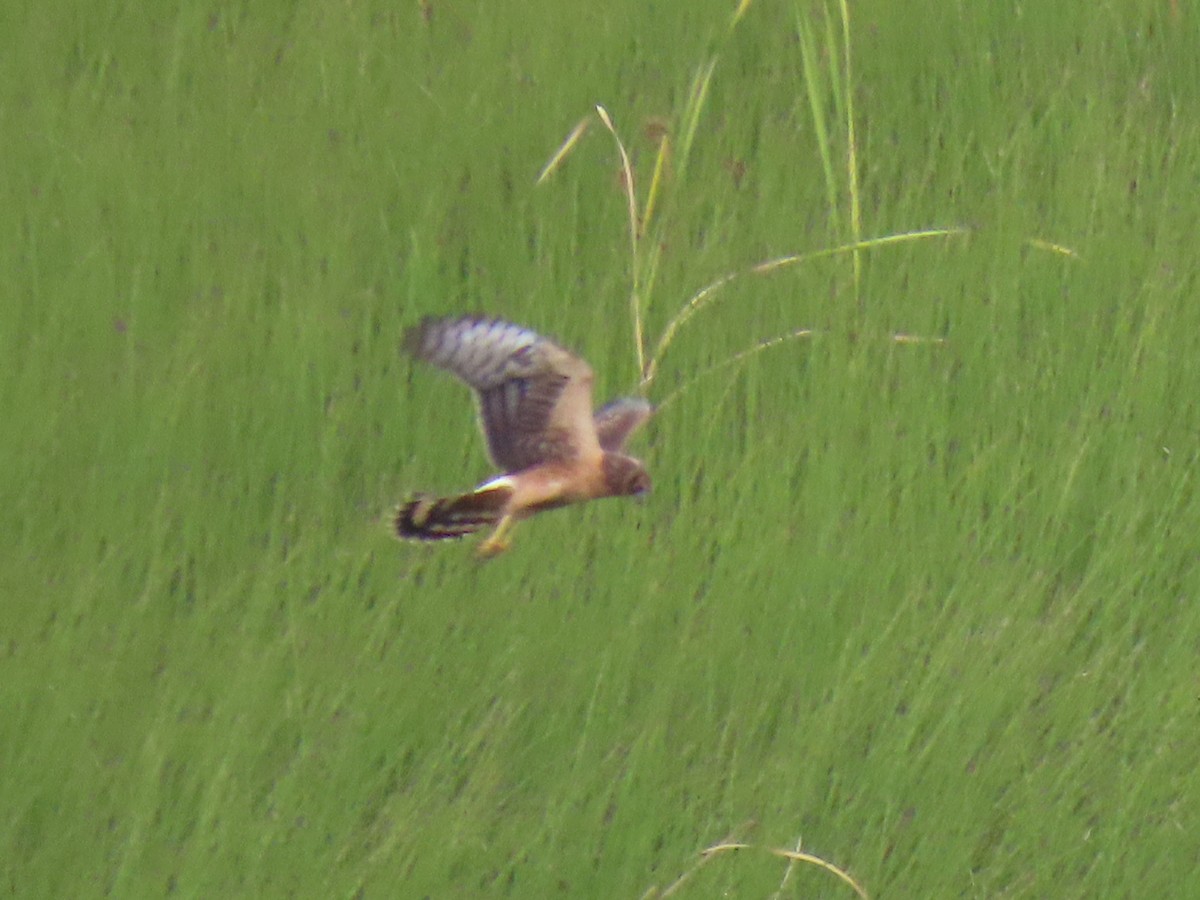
[404,315,600,472]
[593,397,653,452]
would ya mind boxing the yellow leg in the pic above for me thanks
[476,515,516,559]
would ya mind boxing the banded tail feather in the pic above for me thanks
[394,483,511,542]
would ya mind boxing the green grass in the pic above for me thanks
[4,0,1200,896]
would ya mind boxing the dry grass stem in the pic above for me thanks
[596,104,647,378]
[641,823,757,899]
[769,846,869,899]
[892,332,948,345]
[644,836,867,899]
[1026,237,1081,258]
[535,117,591,185]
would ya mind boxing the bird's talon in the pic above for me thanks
[476,537,510,559]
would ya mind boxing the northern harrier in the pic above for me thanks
[395,315,652,557]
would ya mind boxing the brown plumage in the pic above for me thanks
[395,315,652,557]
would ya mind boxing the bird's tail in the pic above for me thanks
[394,483,511,542]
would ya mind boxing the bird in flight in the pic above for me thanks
[394,315,652,558]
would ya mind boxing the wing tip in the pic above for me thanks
[403,313,519,360]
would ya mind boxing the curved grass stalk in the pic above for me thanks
[642,837,868,899]
[641,820,758,899]
[769,845,869,898]
[653,328,816,413]
[595,105,645,378]
[653,326,947,412]
[641,226,970,391]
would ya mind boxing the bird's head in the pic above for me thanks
[603,452,651,499]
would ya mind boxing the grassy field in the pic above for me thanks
[4,1,1199,896]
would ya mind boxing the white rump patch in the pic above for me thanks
[475,475,516,493]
